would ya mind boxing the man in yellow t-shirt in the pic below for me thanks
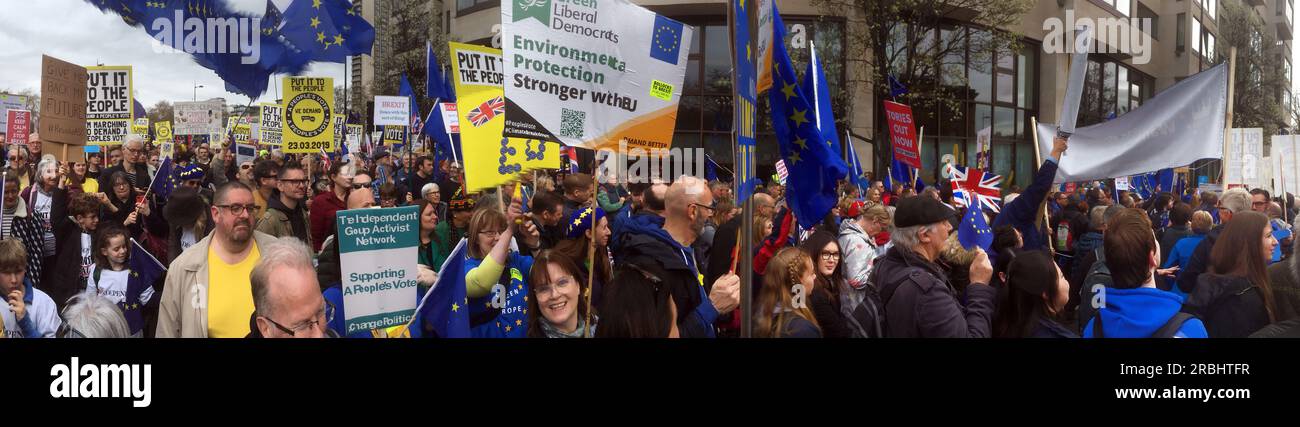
[156,181,275,338]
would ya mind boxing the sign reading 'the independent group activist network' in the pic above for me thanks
[337,206,420,335]
[501,0,693,151]
[85,66,132,145]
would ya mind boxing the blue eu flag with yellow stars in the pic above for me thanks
[768,11,849,229]
[958,205,994,253]
[149,154,176,199]
[416,238,470,338]
[125,238,166,335]
[280,0,375,63]
[650,14,685,65]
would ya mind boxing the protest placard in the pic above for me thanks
[39,55,88,149]
[174,100,224,135]
[283,77,334,153]
[501,0,693,151]
[86,66,133,145]
[337,206,420,336]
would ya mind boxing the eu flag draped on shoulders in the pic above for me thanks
[124,238,166,335]
[768,11,849,230]
[414,238,470,338]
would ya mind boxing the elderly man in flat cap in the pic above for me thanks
[871,196,996,338]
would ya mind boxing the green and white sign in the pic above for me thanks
[501,0,693,152]
[337,205,420,335]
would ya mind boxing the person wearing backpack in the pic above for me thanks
[873,196,996,338]
[1082,208,1208,338]
[1067,206,1109,325]
[1182,211,1278,338]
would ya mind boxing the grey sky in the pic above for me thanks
[0,0,345,108]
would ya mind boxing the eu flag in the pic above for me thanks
[83,0,309,98]
[957,205,994,253]
[801,41,841,159]
[279,0,375,63]
[126,238,166,334]
[731,0,758,205]
[415,238,470,338]
[149,155,176,199]
[704,154,720,182]
[769,11,849,229]
[650,14,685,65]
[845,134,870,192]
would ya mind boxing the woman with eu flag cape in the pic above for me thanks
[463,206,540,338]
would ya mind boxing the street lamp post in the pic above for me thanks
[194,83,205,101]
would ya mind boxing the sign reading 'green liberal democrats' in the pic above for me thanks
[337,206,420,335]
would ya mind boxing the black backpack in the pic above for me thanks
[845,265,888,338]
[1076,248,1111,332]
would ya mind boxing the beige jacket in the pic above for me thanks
[155,230,278,338]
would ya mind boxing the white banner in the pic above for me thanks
[174,100,225,135]
[1036,63,1228,183]
[1272,135,1300,198]
[374,96,410,127]
[1226,128,1264,189]
[260,103,283,145]
[501,0,693,151]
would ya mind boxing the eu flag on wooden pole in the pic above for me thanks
[769,10,849,229]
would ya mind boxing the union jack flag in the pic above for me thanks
[467,96,505,127]
[948,164,1003,213]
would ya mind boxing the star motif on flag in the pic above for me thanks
[781,81,798,101]
[347,5,357,15]
[310,17,320,28]
[313,0,322,9]
[505,325,512,333]
[793,137,807,150]
[451,302,459,312]
[788,151,802,165]
[332,34,345,46]
[790,108,809,127]
[316,32,326,43]
[516,319,522,326]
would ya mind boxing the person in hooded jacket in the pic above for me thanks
[837,202,890,337]
[1083,208,1208,338]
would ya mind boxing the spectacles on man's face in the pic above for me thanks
[352,181,372,189]
[280,178,309,187]
[215,204,260,216]
[261,300,335,337]
[240,164,253,170]
[691,203,716,216]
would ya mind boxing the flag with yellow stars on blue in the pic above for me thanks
[125,238,166,335]
[957,204,994,253]
[280,0,374,63]
[731,0,758,205]
[767,10,849,229]
[416,238,471,338]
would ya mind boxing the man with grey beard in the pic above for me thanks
[156,181,278,338]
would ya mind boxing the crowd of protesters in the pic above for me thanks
[6,131,1300,339]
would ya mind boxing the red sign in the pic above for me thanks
[883,101,920,169]
[1064,183,1077,193]
[6,109,30,147]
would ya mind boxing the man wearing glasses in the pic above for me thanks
[157,181,277,338]
[98,135,150,192]
[250,160,279,217]
[255,164,312,247]
[249,238,334,338]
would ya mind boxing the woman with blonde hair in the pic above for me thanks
[754,247,821,338]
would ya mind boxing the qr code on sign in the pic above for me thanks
[560,108,585,138]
